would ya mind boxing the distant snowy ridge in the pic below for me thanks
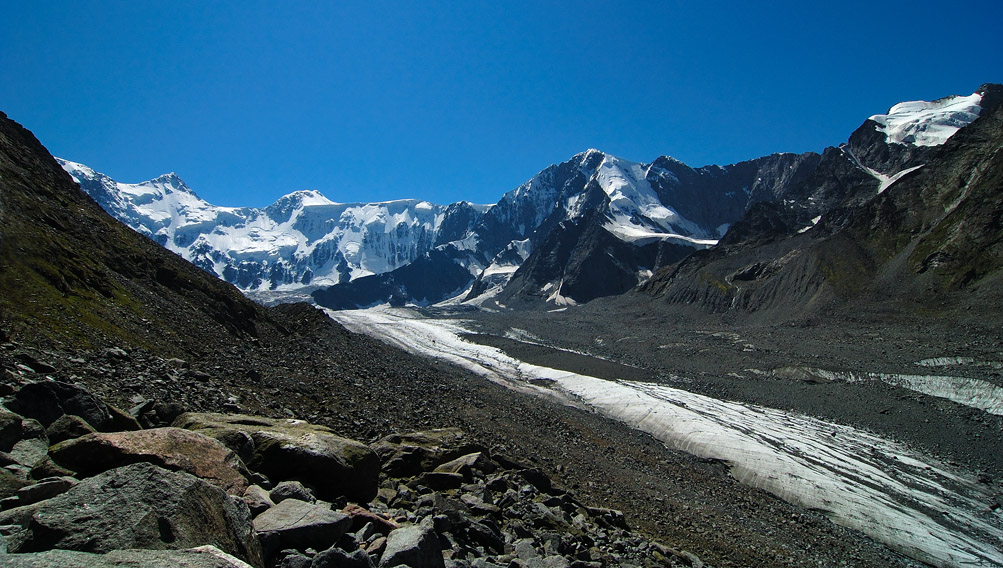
[59,159,489,294]
[62,87,992,308]
[869,92,982,147]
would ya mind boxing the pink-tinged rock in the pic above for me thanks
[49,427,250,494]
[343,502,400,535]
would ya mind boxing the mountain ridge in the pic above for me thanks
[640,83,1003,324]
[58,85,996,312]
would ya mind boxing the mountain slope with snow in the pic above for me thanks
[642,84,1003,320]
[315,148,771,309]
[869,93,983,147]
[59,159,489,298]
[62,85,996,311]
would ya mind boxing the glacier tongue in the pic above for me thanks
[330,306,1003,568]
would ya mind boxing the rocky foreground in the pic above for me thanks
[0,361,711,567]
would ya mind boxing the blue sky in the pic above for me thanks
[2,1,999,207]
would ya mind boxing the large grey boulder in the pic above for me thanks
[48,427,250,494]
[5,462,264,568]
[0,545,256,567]
[252,498,352,558]
[7,418,49,469]
[378,517,444,568]
[175,413,380,502]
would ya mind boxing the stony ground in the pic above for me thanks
[2,301,926,567]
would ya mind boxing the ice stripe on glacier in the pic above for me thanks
[800,367,1003,416]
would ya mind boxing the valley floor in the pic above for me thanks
[329,303,1003,568]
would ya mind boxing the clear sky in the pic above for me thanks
[1,1,999,208]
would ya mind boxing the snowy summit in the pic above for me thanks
[869,92,982,147]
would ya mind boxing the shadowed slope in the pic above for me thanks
[0,111,274,354]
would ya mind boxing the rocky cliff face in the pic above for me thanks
[641,84,1003,323]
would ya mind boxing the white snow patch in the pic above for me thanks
[914,357,1003,369]
[604,222,718,247]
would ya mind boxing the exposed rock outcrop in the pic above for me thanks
[48,427,250,494]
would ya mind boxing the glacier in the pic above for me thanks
[330,306,1003,568]
[869,92,983,147]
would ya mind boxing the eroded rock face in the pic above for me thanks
[174,413,380,503]
[6,462,264,568]
[48,427,250,495]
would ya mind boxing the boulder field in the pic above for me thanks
[0,378,703,568]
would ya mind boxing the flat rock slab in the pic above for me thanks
[14,476,77,506]
[253,498,352,557]
[49,427,249,494]
[0,545,256,567]
[7,462,263,568]
[175,413,379,502]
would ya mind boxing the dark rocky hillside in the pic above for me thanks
[0,111,275,355]
[642,84,1003,324]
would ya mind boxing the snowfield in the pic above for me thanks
[869,93,982,147]
[330,306,1003,568]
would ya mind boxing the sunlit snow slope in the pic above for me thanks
[869,93,983,147]
[59,159,487,293]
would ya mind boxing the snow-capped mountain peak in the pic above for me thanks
[58,159,485,298]
[869,92,982,147]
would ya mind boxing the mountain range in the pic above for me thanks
[59,85,998,314]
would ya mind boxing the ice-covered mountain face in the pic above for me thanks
[841,87,990,194]
[868,93,982,147]
[59,159,488,299]
[314,148,819,309]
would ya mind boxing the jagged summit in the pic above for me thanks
[57,161,485,297]
[642,83,1003,323]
